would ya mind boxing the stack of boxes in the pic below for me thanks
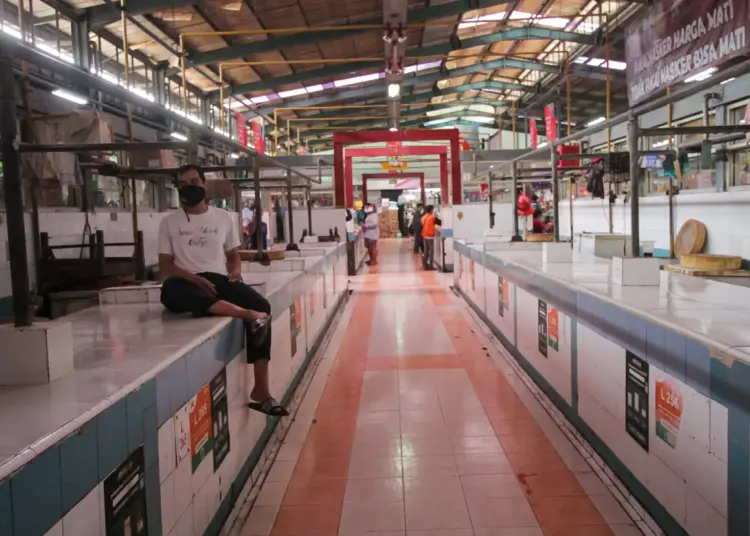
[378,209,400,238]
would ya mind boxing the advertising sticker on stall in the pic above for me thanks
[104,446,147,536]
[498,277,505,318]
[174,405,190,463]
[538,300,548,357]
[309,284,315,317]
[289,302,298,357]
[655,376,683,449]
[548,308,559,351]
[210,369,230,471]
[469,259,476,291]
[189,384,213,472]
[626,351,650,452]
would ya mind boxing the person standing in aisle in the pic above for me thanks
[421,205,437,270]
[361,203,379,266]
[158,165,288,417]
[410,203,424,254]
[273,198,285,243]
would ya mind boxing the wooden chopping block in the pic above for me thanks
[525,234,554,242]
[680,253,741,271]
[675,219,707,257]
[239,250,286,262]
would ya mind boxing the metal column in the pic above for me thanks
[252,157,267,262]
[628,119,640,257]
[285,170,299,251]
[511,161,520,239]
[551,146,560,242]
[0,43,32,326]
[488,171,494,229]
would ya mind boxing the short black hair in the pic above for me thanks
[416,203,423,208]
[176,164,206,182]
[425,204,434,213]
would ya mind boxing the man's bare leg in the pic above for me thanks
[249,359,271,402]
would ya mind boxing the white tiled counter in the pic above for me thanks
[453,240,750,536]
[0,242,349,536]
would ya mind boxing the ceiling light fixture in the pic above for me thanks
[170,132,188,141]
[52,89,87,105]
[586,116,606,127]
[388,83,401,99]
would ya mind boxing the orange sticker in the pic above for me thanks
[548,308,559,351]
[189,385,213,472]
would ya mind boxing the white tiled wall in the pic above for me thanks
[577,323,728,536]
[557,189,750,257]
[515,287,573,406]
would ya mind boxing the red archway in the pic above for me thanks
[361,172,426,206]
[333,129,461,208]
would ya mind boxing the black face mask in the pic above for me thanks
[178,184,206,207]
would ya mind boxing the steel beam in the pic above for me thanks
[216,26,598,97]
[347,146,447,156]
[191,0,513,66]
[87,0,196,27]
[252,57,620,113]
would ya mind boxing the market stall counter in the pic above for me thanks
[0,242,349,536]
[454,239,749,536]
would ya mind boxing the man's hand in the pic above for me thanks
[228,270,243,283]
[192,275,217,295]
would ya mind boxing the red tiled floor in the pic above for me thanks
[257,240,627,536]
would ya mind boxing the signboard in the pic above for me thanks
[529,118,539,149]
[381,160,408,170]
[626,351,650,451]
[252,120,264,155]
[548,308,559,351]
[210,369,230,471]
[189,385,213,472]
[655,377,683,448]
[745,103,750,141]
[625,0,750,105]
[538,300,548,357]
[544,104,557,143]
[104,446,147,536]
[236,113,247,147]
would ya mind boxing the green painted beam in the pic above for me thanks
[190,0,513,66]
[213,25,599,98]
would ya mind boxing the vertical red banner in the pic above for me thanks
[544,104,557,143]
[529,119,538,149]
[252,121,264,154]
[236,113,247,147]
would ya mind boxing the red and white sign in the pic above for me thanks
[252,120,264,154]
[544,104,557,143]
[459,136,471,151]
[529,119,538,149]
[386,141,402,156]
[236,113,247,147]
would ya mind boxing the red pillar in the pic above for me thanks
[334,141,344,208]
[345,155,354,208]
[420,174,426,206]
[439,153,448,205]
[449,137,461,205]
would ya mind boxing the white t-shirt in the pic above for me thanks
[158,207,240,275]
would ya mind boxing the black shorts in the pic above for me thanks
[160,272,272,363]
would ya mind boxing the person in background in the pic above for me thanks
[158,165,287,417]
[273,198,285,243]
[532,207,550,234]
[410,203,424,254]
[246,207,269,250]
[421,204,437,270]
[361,202,379,266]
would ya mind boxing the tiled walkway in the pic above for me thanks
[240,240,641,536]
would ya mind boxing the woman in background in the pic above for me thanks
[361,203,379,266]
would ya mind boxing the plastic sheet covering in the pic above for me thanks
[22,111,113,205]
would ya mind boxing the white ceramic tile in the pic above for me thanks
[159,418,177,483]
[62,484,103,536]
[171,502,194,536]
[173,453,193,523]
[161,471,177,535]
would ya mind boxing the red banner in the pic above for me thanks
[529,119,539,149]
[236,113,247,147]
[544,104,557,143]
[252,121,264,155]
[386,141,402,156]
